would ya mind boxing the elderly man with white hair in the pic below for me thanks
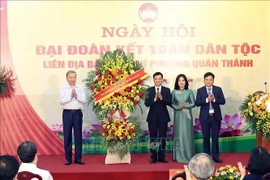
[184,153,215,180]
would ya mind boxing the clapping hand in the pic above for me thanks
[154,93,158,102]
[211,94,215,101]
[179,103,185,109]
[157,92,162,100]
[184,165,192,180]
[237,162,246,180]
[154,92,162,101]
[71,89,77,99]
[208,93,215,102]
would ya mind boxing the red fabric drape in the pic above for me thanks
[0,1,64,155]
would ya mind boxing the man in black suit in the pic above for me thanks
[195,72,225,163]
[145,72,172,164]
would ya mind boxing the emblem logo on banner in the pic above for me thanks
[139,3,158,23]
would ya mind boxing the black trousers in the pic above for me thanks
[62,110,83,162]
[148,120,168,160]
[200,115,221,159]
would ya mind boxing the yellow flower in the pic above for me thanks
[219,167,225,171]
[229,176,234,179]
[123,72,128,78]
[127,135,131,139]
[134,96,140,101]
[101,85,106,90]
[220,171,226,175]
[111,69,117,76]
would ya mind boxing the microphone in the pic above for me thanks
[265,82,268,93]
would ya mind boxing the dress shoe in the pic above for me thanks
[158,159,168,163]
[213,158,222,163]
[65,161,72,165]
[74,160,85,165]
[150,159,157,164]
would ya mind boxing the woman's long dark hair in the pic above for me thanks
[174,74,189,90]
[246,146,270,174]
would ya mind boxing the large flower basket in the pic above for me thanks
[239,91,270,150]
[85,49,148,164]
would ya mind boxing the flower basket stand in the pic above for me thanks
[256,133,270,151]
[105,149,131,164]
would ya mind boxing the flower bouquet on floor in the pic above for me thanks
[211,165,241,180]
[101,116,142,162]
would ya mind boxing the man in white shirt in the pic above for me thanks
[59,70,86,165]
[17,141,53,180]
[195,72,225,163]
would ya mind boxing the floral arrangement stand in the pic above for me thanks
[239,91,270,151]
[105,149,131,165]
[256,133,270,151]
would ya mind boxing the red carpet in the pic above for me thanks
[37,153,249,180]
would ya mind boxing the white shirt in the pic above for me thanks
[59,84,86,110]
[155,86,162,93]
[18,163,53,180]
[206,86,213,94]
[205,86,215,113]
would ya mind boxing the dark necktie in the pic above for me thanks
[157,88,160,101]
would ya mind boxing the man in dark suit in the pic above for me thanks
[195,72,225,163]
[145,72,172,164]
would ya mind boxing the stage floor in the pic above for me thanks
[38,153,250,180]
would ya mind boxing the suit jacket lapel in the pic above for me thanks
[212,85,216,95]
[152,86,155,96]
[203,86,208,97]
